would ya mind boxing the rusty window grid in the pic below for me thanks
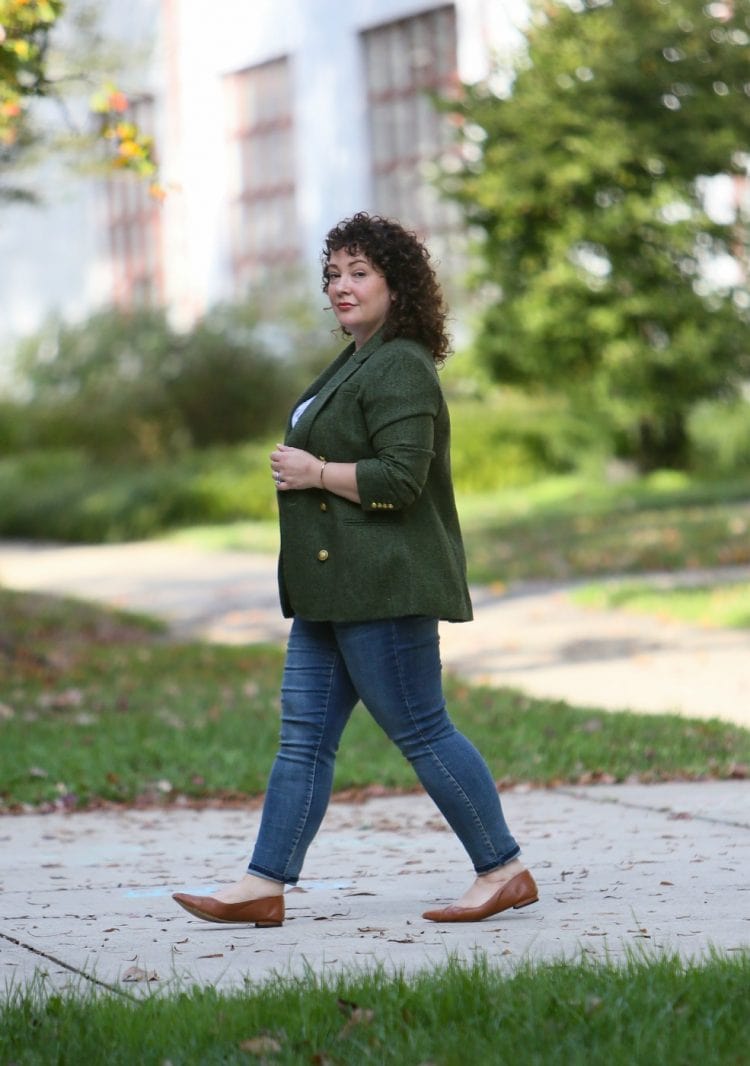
[225,57,299,289]
[104,95,164,310]
[362,5,461,242]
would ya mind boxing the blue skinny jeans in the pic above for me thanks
[248,616,520,884]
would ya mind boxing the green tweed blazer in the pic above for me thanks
[277,328,473,623]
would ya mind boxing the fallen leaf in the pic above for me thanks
[338,1008,375,1038]
[122,965,158,982]
[580,718,603,733]
[47,688,84,709]
[198,953,224,959]
[238,1035,282,1055]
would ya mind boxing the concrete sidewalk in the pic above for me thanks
[1,783,748,994]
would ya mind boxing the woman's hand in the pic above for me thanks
[270,444,361,503]
[270,444,323,491]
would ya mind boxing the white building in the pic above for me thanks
[0,0,528,357]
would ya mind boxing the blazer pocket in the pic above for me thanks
[343,513,403,527]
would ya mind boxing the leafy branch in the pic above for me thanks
[0,0,163,197]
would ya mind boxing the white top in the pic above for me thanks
[291,394,317,428]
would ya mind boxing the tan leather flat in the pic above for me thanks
[172,891,284,926]
[422,869,539,923]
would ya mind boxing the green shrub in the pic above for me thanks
[0,444,279,542]
[9,302,335,461]
[165,320,291,447]
[0,399,29,450]
[449,394,608,493]
[12,308,184,459]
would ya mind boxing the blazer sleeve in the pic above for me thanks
[354,343,442,512]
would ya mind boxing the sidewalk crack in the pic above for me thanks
[553,788,750,830]
[0,930,139,1001]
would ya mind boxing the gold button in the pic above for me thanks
[317,549,329,562]
[371,502,377,509]
[320,502,327,512]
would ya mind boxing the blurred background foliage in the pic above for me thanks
[8,300,333,459]
[0,296,338,540]
[1,0,749,545]
[1,292,749,544]
[442,0,750,473]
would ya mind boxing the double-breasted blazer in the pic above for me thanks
[277,328,473,623]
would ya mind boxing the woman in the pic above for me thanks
[173,213,538,927]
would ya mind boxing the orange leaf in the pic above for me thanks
[107,90,129,113]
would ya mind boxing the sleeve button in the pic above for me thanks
[317,549,329,562]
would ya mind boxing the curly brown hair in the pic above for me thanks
[321,212,451,365]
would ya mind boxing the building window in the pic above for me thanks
[362,5,462,250]
[225,57,298,292]
[104,96,163,309]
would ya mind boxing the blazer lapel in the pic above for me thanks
[286,329,385,449]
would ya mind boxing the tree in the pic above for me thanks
[445,0,750,470]
[0,0,161,202]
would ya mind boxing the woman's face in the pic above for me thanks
[326,248,393,348]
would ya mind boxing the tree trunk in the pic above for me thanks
[635,413,689,472]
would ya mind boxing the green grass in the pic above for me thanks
[573,578,750,629]
[459,471,750,584]
[1,589,747,812]
[2,953,748,1064]
[165,517,280,554]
